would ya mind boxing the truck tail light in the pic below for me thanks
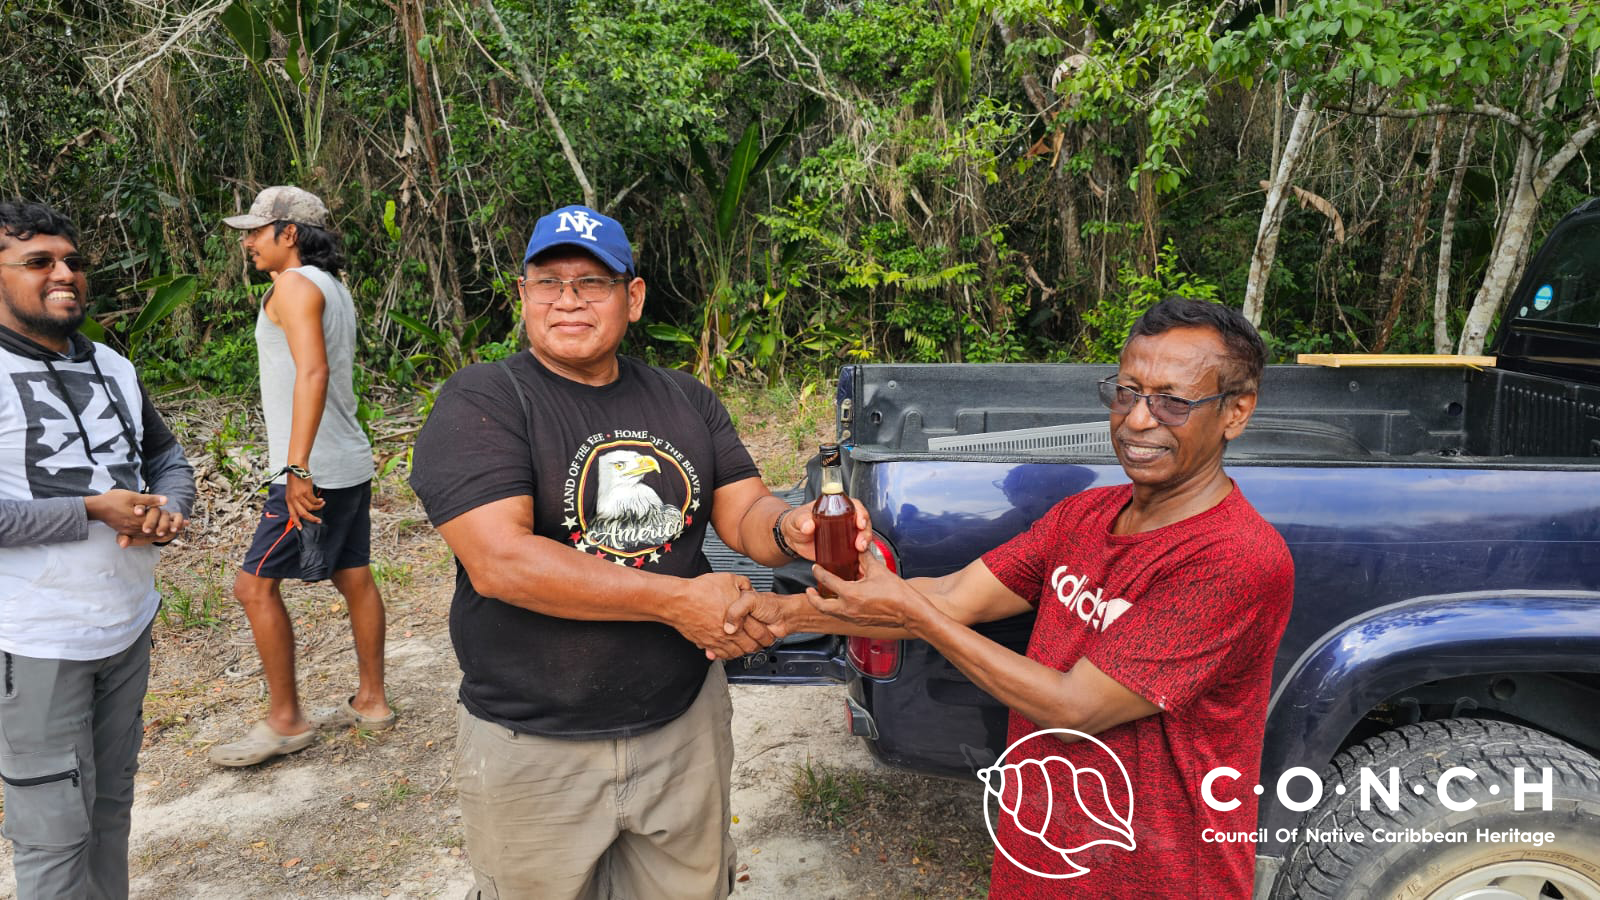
[847,532,901,679]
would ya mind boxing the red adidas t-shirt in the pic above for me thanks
[980,482,1293,899]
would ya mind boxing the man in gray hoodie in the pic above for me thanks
[0,200,194,899]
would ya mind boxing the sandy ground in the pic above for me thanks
[0,388,991,899]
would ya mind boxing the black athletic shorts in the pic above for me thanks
[241,481,373,581]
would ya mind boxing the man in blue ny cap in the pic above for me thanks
[408,205,866,899]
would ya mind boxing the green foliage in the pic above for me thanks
[157,574,228,630]
[370,559,413,588]
[1080,241,1219,363]
[996,0,1221,194]
[129,274,198,346]
[203,411,258,486]
[1215,0,1598,112]
[219,0,359,177]
[790,758,868,830]
[4,0,1592,400]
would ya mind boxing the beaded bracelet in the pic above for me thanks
[772,508,802,560]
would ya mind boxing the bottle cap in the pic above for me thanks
[819,442,842,466]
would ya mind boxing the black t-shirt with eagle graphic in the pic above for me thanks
[410,352,760,737]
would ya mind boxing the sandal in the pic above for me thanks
[310,696,397,732]
[209,721,317,767]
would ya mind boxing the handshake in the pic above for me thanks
[682,550,920,661]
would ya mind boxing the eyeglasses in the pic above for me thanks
[1098,378,1229,427]
[521,275,627,305]
[1,255,89,274]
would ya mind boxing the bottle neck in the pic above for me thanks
[819,463,844,494]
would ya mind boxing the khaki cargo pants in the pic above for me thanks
[454,664,736,900]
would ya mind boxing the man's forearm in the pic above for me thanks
[142,441,195,517]
[444,523,702,624]
[287,370,329,468]
[749,571,972,637]
[139,390,196,516]
[0,497,89,547]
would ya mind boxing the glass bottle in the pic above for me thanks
[812,442,857,596]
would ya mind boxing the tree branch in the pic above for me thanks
[1319,100,1535,142]
[89,0,234,103]
[475,0,596,209]
[755,0,853,114]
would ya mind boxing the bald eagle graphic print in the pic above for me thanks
[582,447,687,554]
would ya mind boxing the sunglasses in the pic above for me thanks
[1098,378,1229,427]
[1,255,90,273]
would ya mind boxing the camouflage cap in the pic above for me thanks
[222,186,331,230]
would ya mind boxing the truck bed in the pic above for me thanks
[840,363,1600,463]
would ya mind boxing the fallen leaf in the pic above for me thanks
[730,814,739,824]
[354,802,371,810]
[283,858,301,868]
[252,842,267,849]
[737,874,750,883]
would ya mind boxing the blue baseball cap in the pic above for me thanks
[522,204,634,275]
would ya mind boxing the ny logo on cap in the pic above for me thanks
[556,210,604,242]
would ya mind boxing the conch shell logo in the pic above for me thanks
[978,728,1136,879]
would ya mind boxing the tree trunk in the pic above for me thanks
[1458,28,1597,354]
[1375,116,1445,352]
[1135,123,1160,275]
[1242,90,1317,326]
[400,0,466,348]
[1458,144,1536,354]
[991,11,1083,283]
[1432,118,1476,353]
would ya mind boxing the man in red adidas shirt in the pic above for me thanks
[750,297,1293,897]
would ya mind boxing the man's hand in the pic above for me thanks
[723,590,803,643]
[670,572,775,661]
[85,490,168,534]
[83,490,188,548]
[285,474,325,525]
[117,506,188,548]
[807,550,930,629]
[783,498,871,562]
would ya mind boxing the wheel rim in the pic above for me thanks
[1426,861,1600,900]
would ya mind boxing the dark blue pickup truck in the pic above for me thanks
[726,201,1600,898]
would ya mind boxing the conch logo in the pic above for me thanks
[979,729,1136,879]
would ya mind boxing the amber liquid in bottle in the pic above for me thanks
[812,443,857,598]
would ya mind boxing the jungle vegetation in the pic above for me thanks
[4,0,1597,396]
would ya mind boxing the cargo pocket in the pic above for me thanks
[0,748,88,850]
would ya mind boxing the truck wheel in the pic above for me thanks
[1271,718,1600,900]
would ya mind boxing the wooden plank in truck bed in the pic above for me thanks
[1297,353,1497,368]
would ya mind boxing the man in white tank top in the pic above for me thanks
[212,187,394,766]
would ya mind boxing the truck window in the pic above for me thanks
[1515,218,1600,327]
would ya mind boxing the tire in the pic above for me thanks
[1271,718,1600,900]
